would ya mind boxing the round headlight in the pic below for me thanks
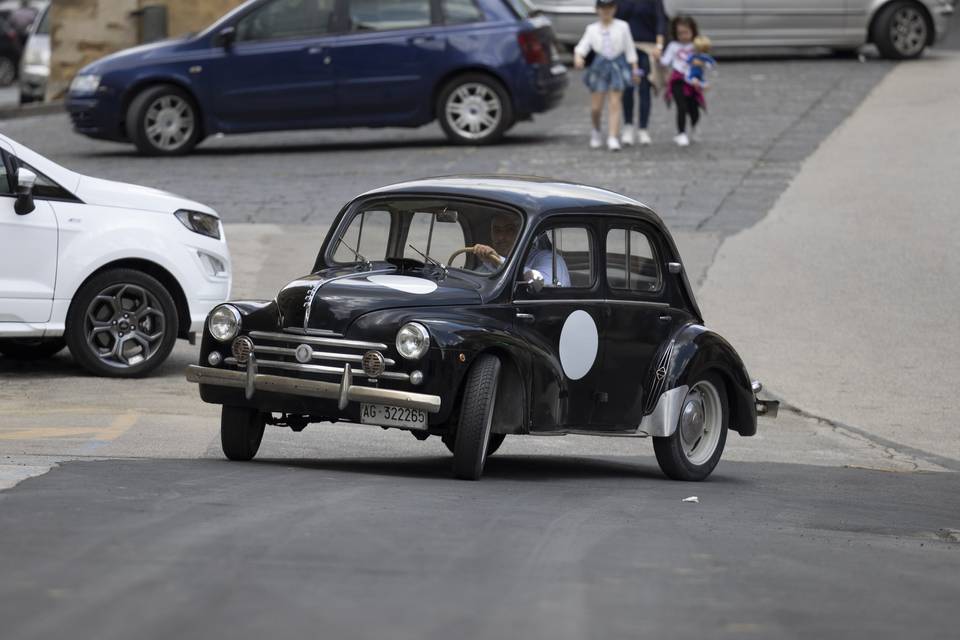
[208,305,241,342]
[396,322,430,360]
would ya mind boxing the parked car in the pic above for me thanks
[17,1,47,104]
[185,176,777,481]
[541,0,956,59]
[65,0,568,156]
[0,133,232,376]
[0,16,21,86]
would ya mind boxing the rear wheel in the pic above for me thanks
[452,353,501,480]
[873,1,930,60]
[221,406,266,461]
[437,73,513,145]
[126,84,201,156]
[653,372,729,481]
[0,338,66,360]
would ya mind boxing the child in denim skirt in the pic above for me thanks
[574,0,640,151]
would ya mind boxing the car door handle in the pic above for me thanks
[516,313,535,323]
[659,315,672,322]
[409,35,436,45]
[306,46,323,54]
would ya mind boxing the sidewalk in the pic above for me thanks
[698,52,960,469]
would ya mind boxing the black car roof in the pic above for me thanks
[359,175,659,220]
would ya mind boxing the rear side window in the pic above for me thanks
[443,0,483,24]
[348,0,432,31]
[526,226,594,289]
[236,0,337,41]
[605,227,661,293]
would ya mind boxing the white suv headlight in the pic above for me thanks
[396,322,429,360]
[208,305,240,342]
[69,74,101,95]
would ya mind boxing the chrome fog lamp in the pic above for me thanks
[396,322,429,360]
[208,304,241,342]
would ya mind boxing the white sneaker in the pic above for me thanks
[589,129,603,149]
[638,129,652,145]
[673,133,690,147]
[621,125,635,146]
[607,136,621,151]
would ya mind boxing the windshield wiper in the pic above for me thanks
[335,236,372,271]
[408,244,447,280]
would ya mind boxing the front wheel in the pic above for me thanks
[437,74,513,145]
[221,406,266,461]
[443,432,505,457]
[653,372,729,481]
[452,353,501,480]
[64,268,179,378]
[873,1,930,60]
[126,84,201,156]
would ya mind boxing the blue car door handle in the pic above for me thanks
[408,35,435,45]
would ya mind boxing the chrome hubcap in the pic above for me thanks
[145,95,195,150]
[445,82,502,140]
[890,8,927,56]
[679,381,722,466]
[84,283,166,368]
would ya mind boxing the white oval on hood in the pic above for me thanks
[366,275,438,295]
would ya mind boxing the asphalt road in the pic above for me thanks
[2,458,958,640]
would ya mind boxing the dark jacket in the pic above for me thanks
[616,0,668,43]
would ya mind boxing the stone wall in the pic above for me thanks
[48,0,245,100]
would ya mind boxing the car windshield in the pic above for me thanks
[329,198,524,276]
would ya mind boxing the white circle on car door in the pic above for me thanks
[559,309,598,381]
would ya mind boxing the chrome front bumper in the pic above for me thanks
[185,358,441,414]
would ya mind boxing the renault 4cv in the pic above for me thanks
[186,176,777,481]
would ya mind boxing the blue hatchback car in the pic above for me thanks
[65,0,568,155]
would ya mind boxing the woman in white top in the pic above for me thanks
[573,0,640,152]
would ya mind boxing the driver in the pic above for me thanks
[471,213,571,287]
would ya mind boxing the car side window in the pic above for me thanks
[236,0,337,42]
[17,160,75,201]
[442,0,483,24]
[605,227,661,293]
[348,0,432,31]
[525,226,594,289]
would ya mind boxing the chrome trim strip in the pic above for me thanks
[513,298,670,308]
[283,327,341,337]
[185,364,440,413]
[225,357,409,381]
[253,344,396,367]
[249,331,388,351]
[637,385,688,438]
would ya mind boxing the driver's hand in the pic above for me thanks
[471,244,501,264]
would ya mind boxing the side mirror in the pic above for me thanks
[214,26,236,49]
[14,168,36,216]
[521,269,545,294]
[667,262,683,275]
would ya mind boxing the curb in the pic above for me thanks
[0,101,64,121]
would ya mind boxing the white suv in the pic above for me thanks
[0,133,231,376]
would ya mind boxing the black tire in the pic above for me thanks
[0,338,66,360]
[126,84,201,156]
[452,353,501,480]
[65,268,179,378]
[443,431,505,457]
[0,55,16,86]
[873,1,930,60]
[653,372,729,482]
[437,73,513,146]
[221,405,266,461]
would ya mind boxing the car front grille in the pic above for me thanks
[225,331,408,381]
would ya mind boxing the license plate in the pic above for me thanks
[360,403,427,430]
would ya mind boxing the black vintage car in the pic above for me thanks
[186,176,777,481]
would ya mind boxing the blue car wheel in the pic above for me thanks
[437,73,513,146]
[126,84,202,156]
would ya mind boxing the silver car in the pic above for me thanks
[17,1,47,104]
[540,0,956,59]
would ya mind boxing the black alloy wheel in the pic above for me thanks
[65,268,178,378]
[452,353,502,480]
[221,406,267,462]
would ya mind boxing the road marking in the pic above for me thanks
[0,412,139,441]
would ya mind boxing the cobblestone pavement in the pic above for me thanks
[1,56,892,238]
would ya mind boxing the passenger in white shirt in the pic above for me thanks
[573,0,640,152]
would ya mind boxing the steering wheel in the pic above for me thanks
[448,246,504,268]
